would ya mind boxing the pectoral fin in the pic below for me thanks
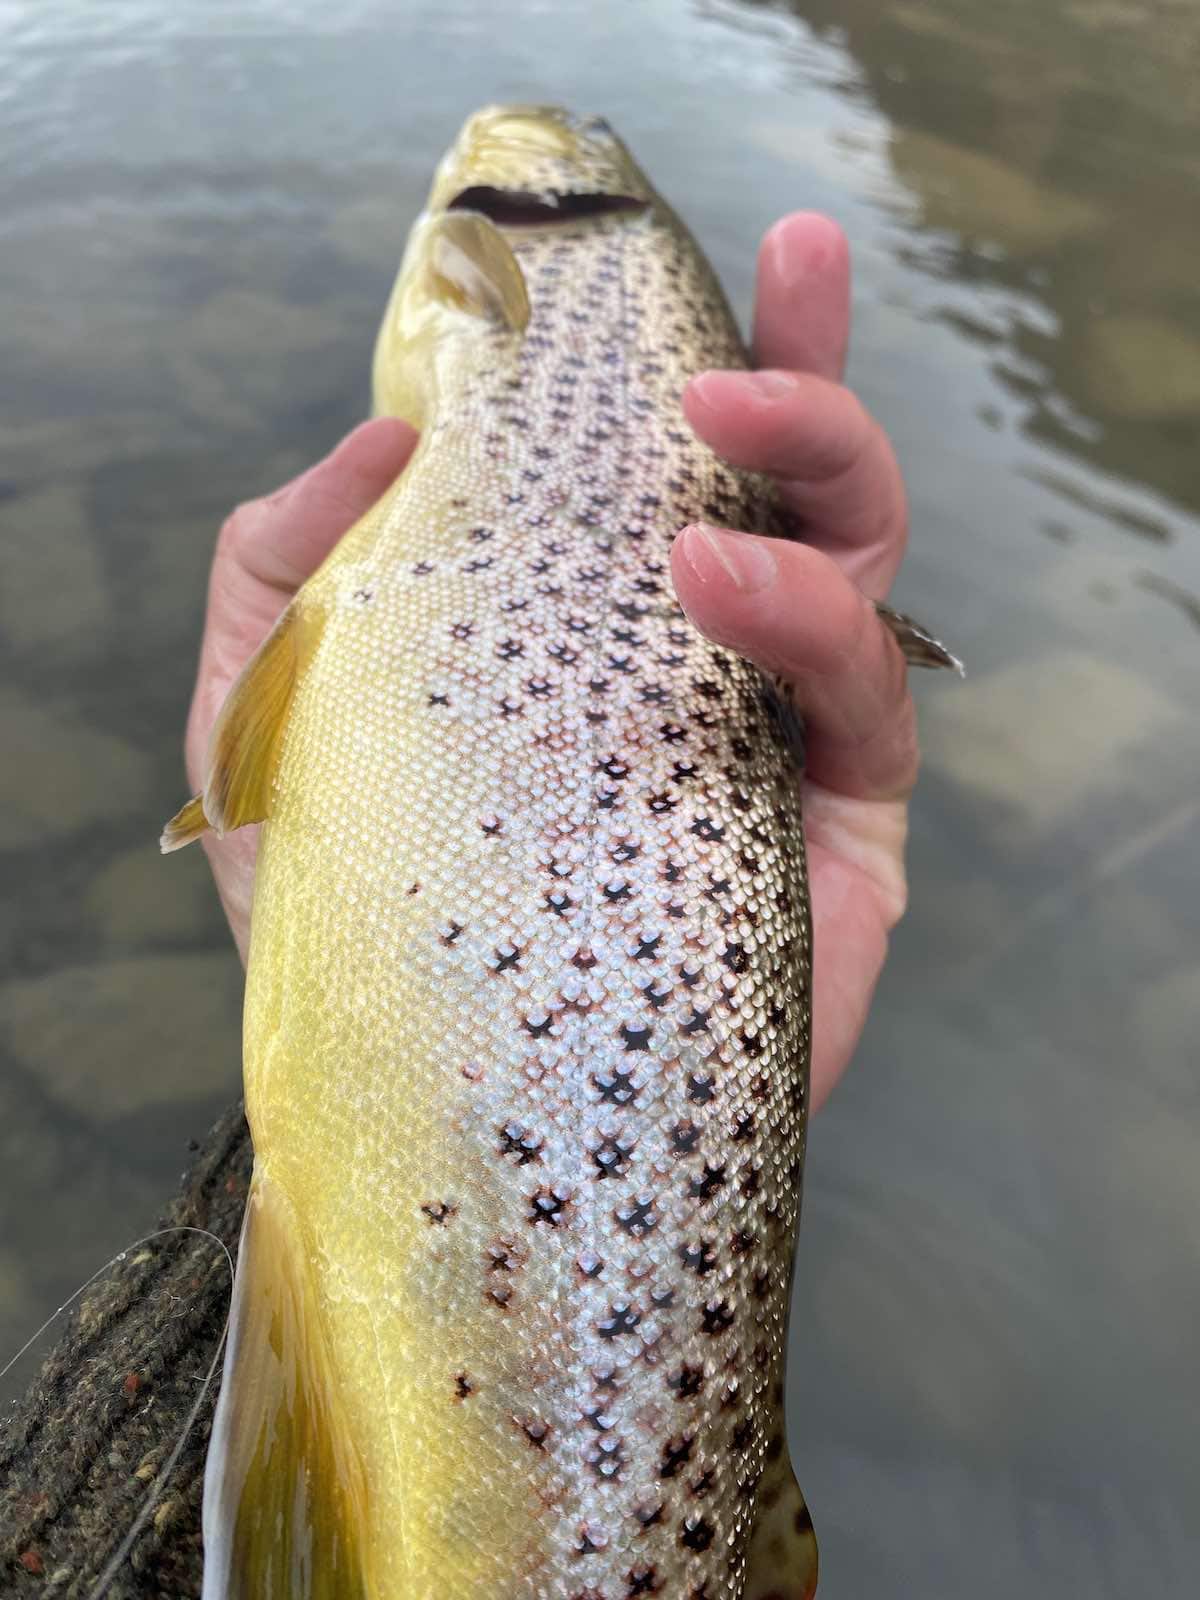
[201,1168,370,1600]
[373,210,530,423]
[160,793,210,853]
[745,1438,819,1600]
[427,210,531,332]
[160,600,322,853]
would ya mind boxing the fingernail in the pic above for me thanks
[680,524,777,595]
[741,369,800,400]
[689,368,799,411]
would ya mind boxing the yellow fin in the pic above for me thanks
[159,601,322,851]
[201,1169,370,1600]
[745,1437,819,1600]
[428,210,531,331]
[373,210,529,423]
[160,793,209,854]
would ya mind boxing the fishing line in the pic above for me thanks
[1,1224,234,1600]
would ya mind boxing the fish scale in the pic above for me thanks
[166,106,819,1599]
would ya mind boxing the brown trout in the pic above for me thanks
[164,103,951,1600]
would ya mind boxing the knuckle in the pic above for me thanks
[216,500,263,561]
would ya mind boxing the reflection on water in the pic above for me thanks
[1,0,1196,1591]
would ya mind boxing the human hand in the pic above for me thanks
[672,211,917,1111]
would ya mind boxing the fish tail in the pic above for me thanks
[202,1167,371,1600]
[744,1433,819,1600]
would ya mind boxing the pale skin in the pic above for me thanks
[186,212,916,1112]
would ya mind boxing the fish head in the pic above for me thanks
[427,103,655,227]
[373,106,659,421]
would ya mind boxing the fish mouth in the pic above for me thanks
[446,186,648,228]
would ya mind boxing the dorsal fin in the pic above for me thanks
[372,210,529,424]
[160,600,324,852]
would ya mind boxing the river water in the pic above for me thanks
[1,1,1197,1592]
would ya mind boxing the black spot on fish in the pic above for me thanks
[722,941,748,973]
[670,1122,700,1157]
[668,1365,704,1399]
[592,1137,633,1179]
[700,1300,734,1335]
[490,943,522,973]
[454,1372,472,1400]
[614,1197,656,1238]
[498,1123,543,1165]
[529,1188,568,1226]
[597,1303,641,1339]
[594,1068,637,1106]
[690,817,725,842]
[515,1416,551,1450]
[680,1516,714,1552]
[660,1434,694,1479]
[421,1202,456,1225]
[487,1240,521,1273]
[573,1522,607,1559]
[689,1164,727,1202]
[679,1240,717,1276]
[690,1468,715,1498]
[626,1567,660,1596]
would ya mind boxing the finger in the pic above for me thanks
[670,524,918,813]
[222,416,418,595]
[683,370,906,596]
[187,416,417,785]
[752,212,850,380]
[806,814,901,1110]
